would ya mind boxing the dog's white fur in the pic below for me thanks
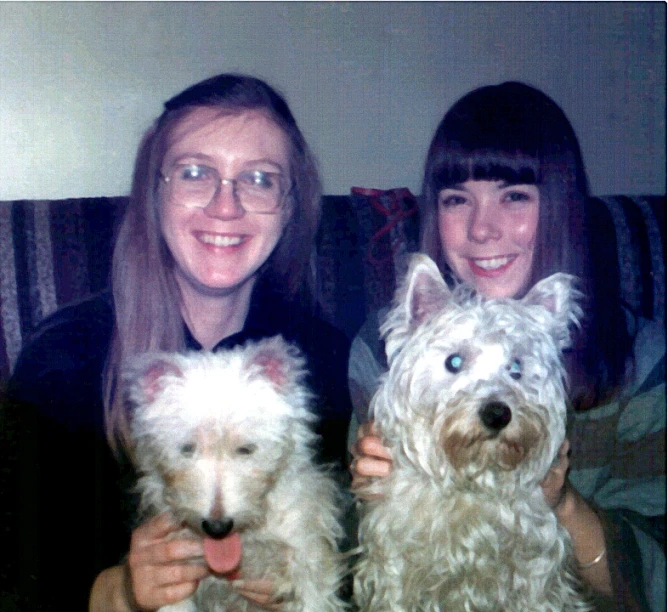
[125,336,346,612]
[354,254,592,612]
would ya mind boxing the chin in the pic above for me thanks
[184,271,258,297]
[474,279,524,300]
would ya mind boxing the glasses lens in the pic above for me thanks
[236,170,285,213]
[166,164,217,208]
[163,165,287,213]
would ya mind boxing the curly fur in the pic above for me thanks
[124,336,346,612]
[354,254,592,612]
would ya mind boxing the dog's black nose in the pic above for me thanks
[479,401,512,431]
[202,518,234,539]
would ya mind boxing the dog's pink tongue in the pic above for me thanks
[203,532,242,575]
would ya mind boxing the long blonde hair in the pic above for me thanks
[103,74,322,457]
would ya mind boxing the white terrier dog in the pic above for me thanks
[125,336,346,612]
[354,254,592,612]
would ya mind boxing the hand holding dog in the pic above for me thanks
[541,440,571,510]
[126,513,209,610]
[350,421,392,495]
[125,514,284,611]
[230,579,284,611]
[351,421,571,506]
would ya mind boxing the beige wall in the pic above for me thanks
[0,1,664,199]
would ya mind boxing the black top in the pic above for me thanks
[0,286,352,611]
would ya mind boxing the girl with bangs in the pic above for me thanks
[349,82,665,610]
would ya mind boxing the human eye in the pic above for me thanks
[177,164,215,183]
[502,185,538,205]
[505,191,529,202]
[240,170,279,191]
[438,191,468,208]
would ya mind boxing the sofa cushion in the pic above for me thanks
[0,197,126,380]
[350,187,420,313]
[588,196,666,326]
[315,187,420,340]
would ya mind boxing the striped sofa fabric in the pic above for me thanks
[0,197,126,380]
[0,193,665,383]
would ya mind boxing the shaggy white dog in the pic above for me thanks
[125,336,346,612]
[354,254,592,612]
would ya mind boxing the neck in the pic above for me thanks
[176,276,256,350]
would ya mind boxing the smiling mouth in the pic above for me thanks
[470,256,516,271]
[199,234,244,247]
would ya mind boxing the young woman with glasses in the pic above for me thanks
[1,74,352,611]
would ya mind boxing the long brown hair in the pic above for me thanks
[420,82,633,409]
[104,74,322,456]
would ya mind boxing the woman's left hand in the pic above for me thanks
[231,579,284,611]
[541,438,612,596]
[540,439,570,509]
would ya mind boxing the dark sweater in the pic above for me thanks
[0,287,352,611]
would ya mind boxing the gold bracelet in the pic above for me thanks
[579,548,606,569]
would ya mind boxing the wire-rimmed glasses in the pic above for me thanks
[160,163,290,214]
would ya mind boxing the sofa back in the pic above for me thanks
[0,191,664,382]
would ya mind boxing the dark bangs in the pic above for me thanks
[431,147,540,191]
[424,81,568,195]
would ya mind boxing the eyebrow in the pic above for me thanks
[444,180,533,191]
[168,153,287,173]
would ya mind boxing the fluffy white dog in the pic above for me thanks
[125,336,346,612]
[354,254,592,612]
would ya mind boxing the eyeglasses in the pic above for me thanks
[160,163,290,214]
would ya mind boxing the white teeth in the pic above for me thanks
[474,256,513,270]
[200,234,243,247]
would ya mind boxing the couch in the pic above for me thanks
[0,189,665,383]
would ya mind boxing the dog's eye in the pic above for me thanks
[236,444,257,456]
[508,359,522,380]
[445,354,463,373]
[180,442,196,457]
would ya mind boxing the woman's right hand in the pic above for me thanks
[126,513,210,610]
[125,514,285,611]
[350,420,393,495]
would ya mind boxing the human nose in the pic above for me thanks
[467,202,502,243]
[203,179,245,219]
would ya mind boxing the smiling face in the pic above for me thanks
[158,107,291,299]
[437,180,539,299]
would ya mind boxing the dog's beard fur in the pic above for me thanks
[125,336,346,612]
[354,254,592,612]
[438,393,547,476]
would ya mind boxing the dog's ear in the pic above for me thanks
[126,354,184,405]
[521,273,584,349]
[382,255,451,363]
[402,254,451,327]
[246,336,307,391]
